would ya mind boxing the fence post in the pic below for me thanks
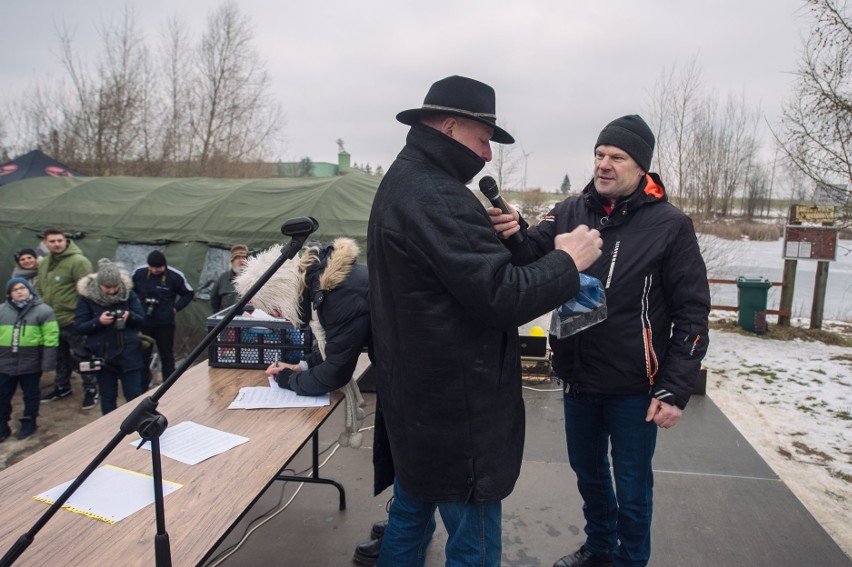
[810,260,830,330]
[778,259,797,328]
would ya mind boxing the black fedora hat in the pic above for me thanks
[396,75,515,144]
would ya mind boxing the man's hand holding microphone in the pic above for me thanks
[483,178,602,271]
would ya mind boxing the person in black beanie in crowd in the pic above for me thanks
[11,248,41,288]
[489,114,710,567]
[75,259,146,415]
[131,251,194,388]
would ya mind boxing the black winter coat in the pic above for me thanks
[367,124,581,503]
[512,174,710,409]
[288,252,372,396]
[74,275,146,372]
[131,266,194,327]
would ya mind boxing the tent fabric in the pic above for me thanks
[0,175,378,251]
[0,175,380,339]
[0,150,85,186]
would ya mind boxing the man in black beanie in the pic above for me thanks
[131,250,194,388]
[488,114,710,567]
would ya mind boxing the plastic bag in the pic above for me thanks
[550,273,607,338]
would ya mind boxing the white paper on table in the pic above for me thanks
[34,464,182,524]
[228,385,330,409]
[129,421,249,466]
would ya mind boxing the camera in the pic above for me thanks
[144,297,160,317]
[108,309,127,330]
[78,358,104,373]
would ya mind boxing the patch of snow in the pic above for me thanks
[704,326,852,556]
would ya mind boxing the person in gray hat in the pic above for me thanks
[74,259,146,415]
[367,75,602,566]
[489,114,710,567]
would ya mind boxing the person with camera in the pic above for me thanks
[131,251,194,389]
[74,259,145,415]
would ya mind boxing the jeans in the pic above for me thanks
[141,326,176,384]
[55,324,97,390]
[96,368,142,414]
[378,479,502,567]
[0,371,41,424]
[563,391,657,567]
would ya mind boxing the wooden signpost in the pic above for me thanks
[781,205,839,329]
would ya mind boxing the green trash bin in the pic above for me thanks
[736,276,771,334]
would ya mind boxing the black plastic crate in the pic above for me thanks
[206,311,312,369]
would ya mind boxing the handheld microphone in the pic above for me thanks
[479,176,524,245]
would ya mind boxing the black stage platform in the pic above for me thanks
[206,386,851,566]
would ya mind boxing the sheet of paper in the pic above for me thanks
[34,464,182,524]
[130,421,249,466]
[229,385,330,409]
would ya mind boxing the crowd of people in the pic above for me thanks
[0,74,711,567]
[0,237,241,439]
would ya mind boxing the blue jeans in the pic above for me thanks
[378,479,502,567]
[563,392,657,567]
[96,368,142,414]
[0,371,41,423]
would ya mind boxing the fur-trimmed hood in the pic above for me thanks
[233,237,359,326]
[76,271,134,305]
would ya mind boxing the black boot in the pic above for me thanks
[553,545,613,567]
[353,537,381,565]
[0,422,10,443]
[370,519,388,540]
[16,416,37,440]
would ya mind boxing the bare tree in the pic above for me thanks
[776,0,851,211]
[744,163,771,218]
[4,2,285,178]
[716,93,761,215]
[486,124,522,190]
[190,1,283,176]
[57,6,151,175]
[151,16,194,176]
[650,58,762,216]
[649,56,704,210]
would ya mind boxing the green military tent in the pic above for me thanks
[0,175,380,353]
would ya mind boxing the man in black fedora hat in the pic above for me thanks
[367,75,603,565]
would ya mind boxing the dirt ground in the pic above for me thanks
[0,370,161,470]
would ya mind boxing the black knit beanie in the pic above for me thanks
[595,115,655,172]
[147,250,167,268]
[14,248,38,263]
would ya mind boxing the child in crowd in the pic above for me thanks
[0,277,59,441]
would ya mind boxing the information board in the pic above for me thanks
[783,226,837,261]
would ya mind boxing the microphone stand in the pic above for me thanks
[0,217,320,567]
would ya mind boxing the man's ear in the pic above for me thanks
[440,116,458,138]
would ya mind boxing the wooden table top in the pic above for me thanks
[0,358,366,566]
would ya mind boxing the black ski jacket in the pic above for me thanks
[510,174,710,409]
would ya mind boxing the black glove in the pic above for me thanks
[275,368,294,390]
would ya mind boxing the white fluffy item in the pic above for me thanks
[233,240,366,448]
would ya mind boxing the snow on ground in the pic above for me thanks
[703,322,852,556]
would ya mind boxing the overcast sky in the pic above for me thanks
[1,0,813,191]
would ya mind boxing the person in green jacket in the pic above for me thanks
[0,277,59,441]
[36,228,97,410]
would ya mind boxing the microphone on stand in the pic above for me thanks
[479,176,524,246]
